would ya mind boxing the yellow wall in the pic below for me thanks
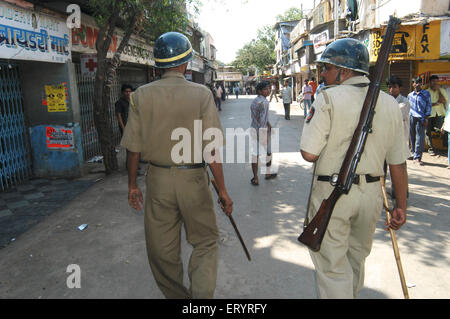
[415,61,450,75]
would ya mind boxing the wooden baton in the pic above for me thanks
[380,177,410,299]
[210,179,252,262]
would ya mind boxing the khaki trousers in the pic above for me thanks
[144,165,219,299]
[306,177,383,298]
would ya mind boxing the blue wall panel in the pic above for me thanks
[29,124,83,178]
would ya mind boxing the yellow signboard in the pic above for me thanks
[415,20,441,60]
[45,84,67,112]
[370,20,441,63]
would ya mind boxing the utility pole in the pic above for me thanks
[334,0,339,40]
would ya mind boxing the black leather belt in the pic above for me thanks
[317,174,380,185]
[150,162,206,169]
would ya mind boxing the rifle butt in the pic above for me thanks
[298,199,335,252]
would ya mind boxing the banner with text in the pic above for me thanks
[0,0,71,63]
[370,20,441,63]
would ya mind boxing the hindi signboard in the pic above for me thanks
[71,14,154,66]
[0,1,71,63]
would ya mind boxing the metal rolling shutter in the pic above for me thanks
[389,61,412,97]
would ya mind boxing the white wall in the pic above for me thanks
[377,0,448,25]
[359,0,448,29]
[421,0,449,16]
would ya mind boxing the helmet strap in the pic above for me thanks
[335,68,342,84]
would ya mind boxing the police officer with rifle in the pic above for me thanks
[298,17,408,298]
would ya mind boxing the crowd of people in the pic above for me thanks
[259,73,449,169]
[386,74,449,168]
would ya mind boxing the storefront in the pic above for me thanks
[0,0,78,188]
[70,13,155,161]
[370,18,450,150]
[216,72,244,93]
[370,19,448,93]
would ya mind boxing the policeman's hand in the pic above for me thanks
[128,187,144,211]
[385,208,406,231]
[423,119,428,128]
[218,192,233,216]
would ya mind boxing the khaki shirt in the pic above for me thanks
[120,71,224,165]
[300,76,407,177]
[427,87,448,117]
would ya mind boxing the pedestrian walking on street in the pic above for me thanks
[426,75,448,155]
[234,84,240,99]
[250,81,277,186]
[220,83,226,101]
[282,80,292,120]
[215,83,223,111]
[308,77,318,103]
[121,32,233,299]
[302,79,313,118]
[300,38,408,299]
[408,77,432,165]
[269,81,279,103]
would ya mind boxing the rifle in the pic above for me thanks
[380,177,410,299]
[298,16,401,252]
[210,178,252,262]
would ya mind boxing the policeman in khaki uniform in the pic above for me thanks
[121,32,233,299]
[300,39,408,298]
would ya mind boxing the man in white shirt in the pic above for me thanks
[302,79,313,117]
[282,80,292,120]
[386,75,411,156]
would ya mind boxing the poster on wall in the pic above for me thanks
[0,1,71,63]
[311,30,329,55]
[44,83,68,112]
[46,126,74,150]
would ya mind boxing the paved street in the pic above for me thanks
[0,96,449,299]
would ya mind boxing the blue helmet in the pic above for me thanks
[316,38,369,75]
[153,32,194,69]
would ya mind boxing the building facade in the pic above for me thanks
[282,0,449,107]
[0,0,217,190]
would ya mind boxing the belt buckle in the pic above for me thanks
[330,173,339,186]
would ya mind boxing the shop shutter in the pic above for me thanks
[0,62,32,191]
[389,61,412,97]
